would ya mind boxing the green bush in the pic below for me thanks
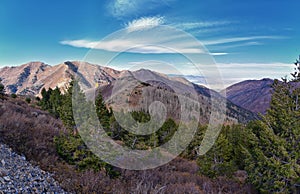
[54,134,120,178]
[11,93,17,98]
[25,97,31,103]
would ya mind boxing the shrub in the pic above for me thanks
[25,97,31,103]
[11,93,17,98]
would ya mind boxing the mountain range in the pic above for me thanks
[0,61,258,123]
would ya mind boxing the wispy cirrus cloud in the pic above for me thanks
[60,33,282,56]
[210,41,263,50]
[60,23,213,54]
[173,21,233,31]
[125,16,165,32]
[162,19,284,52]
[108,0,175,18]
[60,14,283,57]
[60,38,228,55]
[60,39,207,54]
[210,52,228,56]
[202,36,285,46]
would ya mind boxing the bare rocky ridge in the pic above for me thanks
[0,61,121,96]
[99,69,257,123]
[0,61,257,123]
[0,62,50,96]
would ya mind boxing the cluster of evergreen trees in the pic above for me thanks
[187,58,300,193]
[241,59,300,192]
[38,81,119,177]
[40,84,74,126]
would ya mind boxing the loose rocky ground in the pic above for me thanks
[0,144,66,193]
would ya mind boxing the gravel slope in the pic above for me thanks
[0,144,67,193]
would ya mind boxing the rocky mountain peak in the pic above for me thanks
[63,61,79,73]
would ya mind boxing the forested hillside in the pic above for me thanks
[0,83,253,193]
[0,58,300,193]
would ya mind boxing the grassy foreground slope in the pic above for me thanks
[0,96,254,193]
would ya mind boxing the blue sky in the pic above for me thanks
[0,0,299,87]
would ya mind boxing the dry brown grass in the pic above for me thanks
[0,97,256,193]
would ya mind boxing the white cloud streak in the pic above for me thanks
[60,16,284,56]
[210,41,263,50]
[125,16,165,32]
[108,0,175,18]
[173,21,233,31]
[210,52,228,56]
[60,39,206,54]
[60,23,210,54]
[202,36,285,46]
[60,35,282,55]
[60,35,278,55]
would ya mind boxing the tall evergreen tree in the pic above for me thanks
[95,93,111,130]
[49,87,62,117]
[243,57,300,193]
[197,125,239,178]
[0,78,5,98]
[58,80,87,132]
[40,87,53,110]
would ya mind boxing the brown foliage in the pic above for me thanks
[0,98,64,165]
[117,158,254,194]
[0,97,255,193]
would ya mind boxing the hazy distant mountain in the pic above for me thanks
[224,78,274,114]
[168,74,206,85]
[0,61,256,123]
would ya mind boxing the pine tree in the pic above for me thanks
[49,87,62,117]
[197,126,238,178]
[40,87,53,110]
[95,92,111,130]
[0,78,5,98]
[243,120,295,192]
[244,57,300,193]
[58,80,90,132]
[291,55,300,81]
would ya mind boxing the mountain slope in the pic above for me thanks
[0,61,121,96]
[225,78,274,114]
[0,62,51,95]
[99,69,257,124]
[0,61,256,123]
